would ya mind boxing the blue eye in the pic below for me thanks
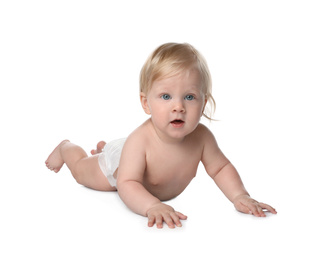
[185,95,195,101]
[161,94,171,100]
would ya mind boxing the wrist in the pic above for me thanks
[145,200,162,217]
[232,193,250,204]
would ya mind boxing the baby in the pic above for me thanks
[45,43,277,228]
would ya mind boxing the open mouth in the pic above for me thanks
[170,119,185,127]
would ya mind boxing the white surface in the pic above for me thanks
[1,1,320,259]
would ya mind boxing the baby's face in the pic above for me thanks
[141,69,206,142]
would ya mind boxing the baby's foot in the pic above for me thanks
[90,141,106,155]
[45,140,69,173]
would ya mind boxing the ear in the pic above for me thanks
[202,98,208,114]
[140,92,151,115]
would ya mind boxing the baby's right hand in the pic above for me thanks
[146,202,187,229]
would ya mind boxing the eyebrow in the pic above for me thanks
[153,84,201,93]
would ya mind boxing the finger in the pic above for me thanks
[163,213,175,229]
[247,203,261,217]
[148,215,155,227]
[175,211,188,220]
[251,204,268,217]
[170,212,182,227]
[259,203,277,214]
[253,206,265,217]
[156,215,163,229]
[256,206,266,217]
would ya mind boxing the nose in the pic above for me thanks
[172,100,185,113]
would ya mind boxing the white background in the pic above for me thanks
[1,0,320,259]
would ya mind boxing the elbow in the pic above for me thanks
[207,160,232,179]
[116,179,141,201]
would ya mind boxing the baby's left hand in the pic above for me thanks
[233,195,277,217]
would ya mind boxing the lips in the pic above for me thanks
[170,119,185,127]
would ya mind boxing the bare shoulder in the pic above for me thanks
[187,123,219,156]
[124,119,151,148]
[119,119,154,165]
[193,123,216,143]
[194,123,212,135]
[196,123,220,154]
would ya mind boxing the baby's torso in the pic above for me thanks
[142,135,204,201]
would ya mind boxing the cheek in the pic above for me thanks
[192,102,205,116]
[149,102,165,117]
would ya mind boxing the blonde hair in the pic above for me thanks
[140,42,215,120]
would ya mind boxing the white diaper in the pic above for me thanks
[98,138,126,187]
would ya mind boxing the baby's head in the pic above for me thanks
[140,42,215,120]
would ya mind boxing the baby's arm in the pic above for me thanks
[117,135,186,228]
[201,126,277,217]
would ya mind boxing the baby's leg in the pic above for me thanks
[45,140,116,191]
